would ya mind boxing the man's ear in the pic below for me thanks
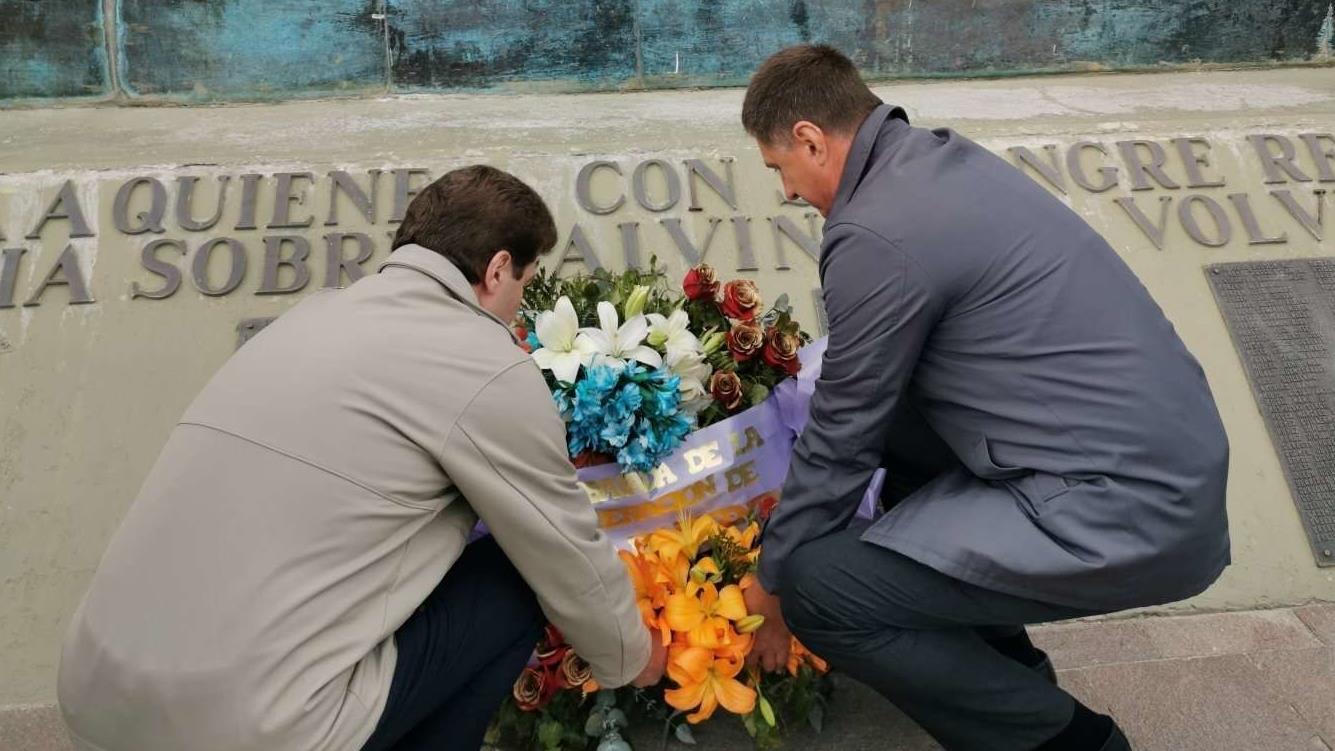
[482,250,514,291]
[792,120,829,163]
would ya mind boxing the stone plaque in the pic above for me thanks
[236,317,276,349]
[1207,259,1335,567]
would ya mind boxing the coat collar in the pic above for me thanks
[827,103,910,221]
[379,244,518,342]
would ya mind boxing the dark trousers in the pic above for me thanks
[361,537,544,751]
[780,525,1099,751]
[781,404,1108,751]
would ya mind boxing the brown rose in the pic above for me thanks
[710,371,744,411]
[726,322,765,362]
[559,651,594,689]
[763,329,801,376]
[682,264,720,301]
[513,667,546,711]
[719,279,761,321]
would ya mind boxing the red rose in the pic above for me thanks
[514,667,546,711]
[709,371,744,411]
[559,651,594,689]
[720,280,761,321]
[756,494,779,521]
[683,264,720,301]
[515,325,532,354]
[762,329,801,376]
[726,322,765,362]
[572,451,616,469]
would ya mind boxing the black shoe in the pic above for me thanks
[1099,725,1132,751]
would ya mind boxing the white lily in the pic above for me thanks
[531,296,597,383]
[579,301,663,370]
[646,309,701,360]
[667,349,713,406]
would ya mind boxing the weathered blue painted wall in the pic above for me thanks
[1,0,1331,102]
[0,0,107,99]
[119,0,386,98]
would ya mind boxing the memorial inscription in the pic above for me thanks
[1208,259,1335,566]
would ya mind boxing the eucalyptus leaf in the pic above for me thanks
[674,723,697,745]
[585,710,606,737]
[773,293,790,313]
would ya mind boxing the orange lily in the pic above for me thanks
[787,637,829,676]
[724,521,761,551]
[665,642,757,723]
[620,548,675,645]
[665,581,749,648]
[645,512,717,562]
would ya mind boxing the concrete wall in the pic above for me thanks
[3,0,1335,102]
[3,68,1335,716]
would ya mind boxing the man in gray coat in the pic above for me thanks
[58,166,665,751]
[739,46,1230,751]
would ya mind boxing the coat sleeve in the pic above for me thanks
[758,223,942,593]
[439,359,651,687]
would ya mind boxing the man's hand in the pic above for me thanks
[743,582,791,674]
[631,629,667,687]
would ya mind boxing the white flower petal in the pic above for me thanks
[628,346,663,369]
[550,351,585,384]
[576,329,612,357]
[617,315,650,349]
[596,301,620,337]
[537,296,580,350]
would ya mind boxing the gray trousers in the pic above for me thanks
[779,526,1099,751]
[778,405,1104,751]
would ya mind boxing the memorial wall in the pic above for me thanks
[3,0,1335,732]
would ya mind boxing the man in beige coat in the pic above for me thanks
[57,165,665,751]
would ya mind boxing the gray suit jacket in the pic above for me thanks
[758,105,1231,611]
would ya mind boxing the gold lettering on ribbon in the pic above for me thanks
[684,441,724,474]
[725,461,759,493]
[730,426,765,457]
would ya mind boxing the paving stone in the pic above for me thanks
[628,676,941,751]
[1296,604,1335,646]
[1248,647,1335,742]
[1032,619,1158,670]
[0,704,73,751]
[1034,609,1322,670]
[1060,654,1323,751]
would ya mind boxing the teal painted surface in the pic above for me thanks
[118,0,386,99]
[0,0,1331,101]
[388,0,638,89]
[0,0,107,99]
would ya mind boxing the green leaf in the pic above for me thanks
[605,708,628,728]
[773,293,790,313]
[537,719,564,749]
[759,696,777,727]
[808,704,825,733]
[742,712,758,737]
[585,710,606,737]
[748,383,770,404]
[674,722,698,745]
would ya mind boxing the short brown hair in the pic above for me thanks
[742,45,882,145]
[392,165,558,283]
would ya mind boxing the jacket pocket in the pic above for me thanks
[971,436,1074,516]
[968,435,1027,480]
